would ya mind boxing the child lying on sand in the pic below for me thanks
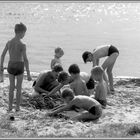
[46,88,102,121]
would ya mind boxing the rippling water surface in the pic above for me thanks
[0,2,140,77]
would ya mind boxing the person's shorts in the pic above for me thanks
[7,61,24,76]
[108,45,119,56]
[88,105,102,117]
[86,77,95,89]
[96,99,107,108]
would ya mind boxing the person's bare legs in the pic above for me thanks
[8,74,15,112]
[15,74,23,111]
[71,111,100,121]
[102,53,119,92]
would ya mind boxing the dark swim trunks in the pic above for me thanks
[7,61,24,76]
[88,105,102,117]
[108,45,119,56]
[96,99,107,108]
[86,77,95,89]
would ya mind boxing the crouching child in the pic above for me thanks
[46,88,102,122]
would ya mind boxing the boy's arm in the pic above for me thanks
[70,83,75,93]
[94,85,100,100]
[34,74,49,94]
[96,58,99,66]
[46,83,64,97]
[47,104,71,116]
[92,54,97,67]
[50,59,56,69]
[0,42,8,72]
[22,45,32,80]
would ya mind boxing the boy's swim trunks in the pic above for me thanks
[108,45,119,56]
[86,77,95,89]
[88,105,102,117]
[96,99,107,108]
[7,61,24,76]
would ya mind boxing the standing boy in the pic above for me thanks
[82,44,119,93]
[0,23,32,112]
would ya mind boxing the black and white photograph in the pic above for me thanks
[0,0,140,138]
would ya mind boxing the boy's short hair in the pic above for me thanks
[52,64,63,72]
[58,71,69,83]
[55,47,64,54]
[82,51,91,63]
[15,23,27,34]
[68,64,80,74]
[91,66,104,76]
[61,88,74,99]
[86,77,95,89]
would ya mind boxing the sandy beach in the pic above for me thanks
[0,73,140,138]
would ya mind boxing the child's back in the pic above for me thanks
[68,64,89,96]
[91,66,107,108]
[8,38,24,61]
[95,80,107,101]
[70,77,89,96]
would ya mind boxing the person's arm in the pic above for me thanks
[70,83,76,94]
[96,58,99,66]
[47,103,71,116]
[92,54,97,67]
[34,74,49,94]
[22,45,32,81]
[0,42,8,72]
[50,59,56,69]
[46,83,64,97]
[94,85,101,100]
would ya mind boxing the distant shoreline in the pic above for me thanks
[2,69,140,80]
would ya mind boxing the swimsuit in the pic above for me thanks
[108,45,119,56]
[88,105,102,117]
[86,77,95,89]
[96,99,107,108]
[7,61,24,76]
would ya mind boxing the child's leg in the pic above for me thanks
[15,74,23,111]
[71,111,100,121]
[102,53,119,91]
[8,74,15,111]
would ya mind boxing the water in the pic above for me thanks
[0,2,140,77]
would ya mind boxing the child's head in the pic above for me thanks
[58,71,70,84]
[61,88,74,103]
[15,23,27,38]
[82,51,93,63]
[91,66,104,82]
[68,64,80,78]
[55,47,64,58]
[52,64,63,78]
